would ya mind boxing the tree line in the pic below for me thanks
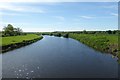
[1,24,26,37]
[67,30,119,34]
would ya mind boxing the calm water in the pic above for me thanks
[2,35,118,78]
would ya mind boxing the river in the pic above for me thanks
[2,35,118,78]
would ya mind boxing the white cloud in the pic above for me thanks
[110,13,118,16]
[0,22,30,28]
[79,16,95,19]
[0,12,22,16]
[76,15,115,21]
[23,27,54,32]
[0,3,23,11]
[54,16,65,21]
[102,5,118,9]
[0,3,45,13]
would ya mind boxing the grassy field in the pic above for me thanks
[69,33,119,56]
[0,34,42,46]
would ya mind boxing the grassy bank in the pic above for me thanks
[69,33,119,59]
[41,32,119,54]
[0,34,43,53]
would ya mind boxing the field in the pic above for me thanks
[0,34,42,46]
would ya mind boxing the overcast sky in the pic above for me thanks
[0,1,118,32]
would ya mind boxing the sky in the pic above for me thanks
[0,1,118,32]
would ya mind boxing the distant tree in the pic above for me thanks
[3,24,14,36]
[50,33,53,36]
[54,33,61,37]
[112,30,117,34]
[14,27,23,35]
[2,24,23,36]
[106,30,112,34]
[83,30,87,34]
[63,33,69,38]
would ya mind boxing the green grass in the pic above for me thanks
[69,33,119,56]
[0,34,42,46]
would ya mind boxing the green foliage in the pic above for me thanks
[106,30,112,34]
[41,32,51,35]
[54,33,61,37]
[63,33,69,38]
[3,24,14,36]
[14,27,23,35]
[50,33,53,36]
[69,33,118,55]
[83,30,87,34]
[2,24,23,37]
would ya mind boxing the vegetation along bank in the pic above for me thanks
[0,34,43,53]
[0,24,43,53]
[41,31,120,63]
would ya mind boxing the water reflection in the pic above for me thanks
[2,36,118,78]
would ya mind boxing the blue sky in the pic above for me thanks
[0,2,118,32]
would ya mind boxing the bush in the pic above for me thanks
[63,33,69,38]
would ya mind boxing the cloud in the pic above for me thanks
[0,3,45,13]
[102,5,118,9]
[110,13,118,16]
[0,3,24,11]
[78,15,114,20]
[54,16,65,21]
[1,22,30,26]
[0,12,22,16]
[79,16,95,19]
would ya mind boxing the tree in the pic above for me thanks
[3,24,14,36]
[14,27,23,35]
[106,30,112,34]
[83,30,87,34]
[112,30,117,34]
[63,33,69,38]
[3,24,23,36]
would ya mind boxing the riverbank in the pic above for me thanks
[69,33,119,60]
[41,32,119,55]
[44,32,119,62]
[0,34,43,53]
[32,32,120,63]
